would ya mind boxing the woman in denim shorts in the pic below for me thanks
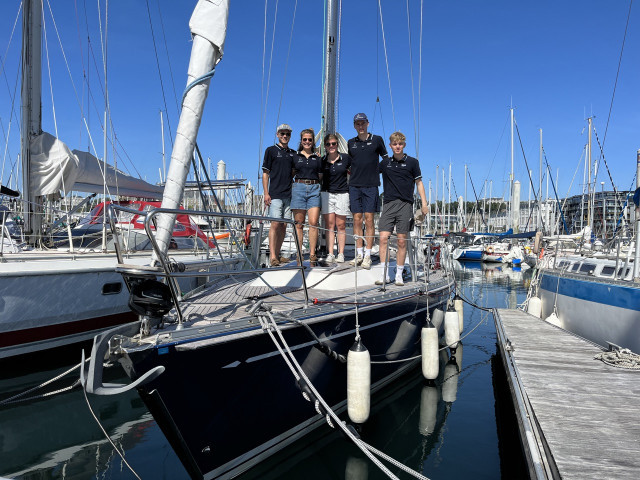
[291,128,322,266]
[321,133,351,264]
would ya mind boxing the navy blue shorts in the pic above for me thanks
[349,186,379,214]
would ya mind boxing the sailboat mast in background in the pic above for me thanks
[21,0,43,244]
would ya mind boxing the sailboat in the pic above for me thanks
[530,150,640,354]
[0,1,246,361]
[82,1,455,478]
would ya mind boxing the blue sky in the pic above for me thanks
[0,0,638,203]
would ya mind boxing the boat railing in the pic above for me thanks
[106,204,309,322]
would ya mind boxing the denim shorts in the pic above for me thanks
[267,197,291,219]
[349,186,379,214]
[291,182,321,210]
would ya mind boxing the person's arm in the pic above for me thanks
[415,178,428,215]
[262,171,271,206]
[377,136,388,157]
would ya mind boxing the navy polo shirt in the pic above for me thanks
[347,133,387,187]
[321,153,351,193]
[262,144,296,199]
[293,152,322,181]
[379,154,422,203]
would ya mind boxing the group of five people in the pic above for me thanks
[262,113,428,286]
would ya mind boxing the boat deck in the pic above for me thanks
[175,262,450,326]
[493,308,640,479]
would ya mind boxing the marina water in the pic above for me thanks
[0,262,530,479]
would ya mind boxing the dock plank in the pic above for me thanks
[494,308,640,480]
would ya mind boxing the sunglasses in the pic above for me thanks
[325,142,337,147]
[301,138,313,142]
[279,132,291,136]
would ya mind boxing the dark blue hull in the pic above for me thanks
[126,292,449,479]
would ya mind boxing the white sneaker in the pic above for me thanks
[395,277,405,286]
[349,254,363,266]
[325,254,335,263]
[375,278,390,286]
[361,255,372,270]
[336,253,345,263]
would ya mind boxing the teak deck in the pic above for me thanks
[493,308,640,480]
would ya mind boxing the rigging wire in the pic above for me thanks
[156,0,181,116]
[405,0,418,154]
[513,120,546,232]
[145,0,174,150]
[257,0,280,195]
[275,0,298,128]
[377,0,396,131]
[417,0,423,158]
[257,0,269,194]
[600,0,633,149]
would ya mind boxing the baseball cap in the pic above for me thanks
[276,123,292,133]
[353,113,368,122]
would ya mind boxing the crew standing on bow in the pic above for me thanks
[376,131,429,286]
[263,124,296,267]
[291,128,323,267]
[348,113,387,269]
[321,133,351,264]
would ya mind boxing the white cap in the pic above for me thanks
[276,123,292,133]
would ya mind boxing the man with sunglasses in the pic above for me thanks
[348,113,387,269]
[262,124,296,267]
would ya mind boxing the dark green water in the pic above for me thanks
[0,261,530,479]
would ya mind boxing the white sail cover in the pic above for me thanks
[153,0,229,259]
[29,132,163,199]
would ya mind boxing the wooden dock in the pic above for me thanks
[493,308,640,480]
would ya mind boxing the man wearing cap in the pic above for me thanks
[347,113,387,269]
[262,124,296,266]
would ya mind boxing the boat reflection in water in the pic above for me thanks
[0,368,184,479]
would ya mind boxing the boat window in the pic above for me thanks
[557,261,570,269]
[600,266,615,277]
[571,263,581,272]
[579,263,595,274]
[617,267,630,279]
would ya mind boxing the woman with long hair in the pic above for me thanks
[291,128,322,266]
[321,133,351,263]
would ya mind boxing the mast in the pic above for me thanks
[539,128,543,232]
[21,0,43,244]
[321,0,339,138]
[153,0,230,259]
[509,105,514,228]
[447,162,451,232]
[587,117,593,234]
[634,149,640,281]
[464,164,467,228]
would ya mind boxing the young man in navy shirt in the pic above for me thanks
[347,113,387,269]
[262,124,296,266]
[376,131,429,286]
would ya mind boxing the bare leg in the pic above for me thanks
[364,212,375,250]
[353,212,364,249]
[323,213,336,255]
[275,222,287,259]
[396,233,408,266]
[269,222,280,262]
[293,210,305,262]
[335,214,347,254]
[379,231,391,264]
[307,207,320,256]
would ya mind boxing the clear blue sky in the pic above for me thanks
[1,0,638,203]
